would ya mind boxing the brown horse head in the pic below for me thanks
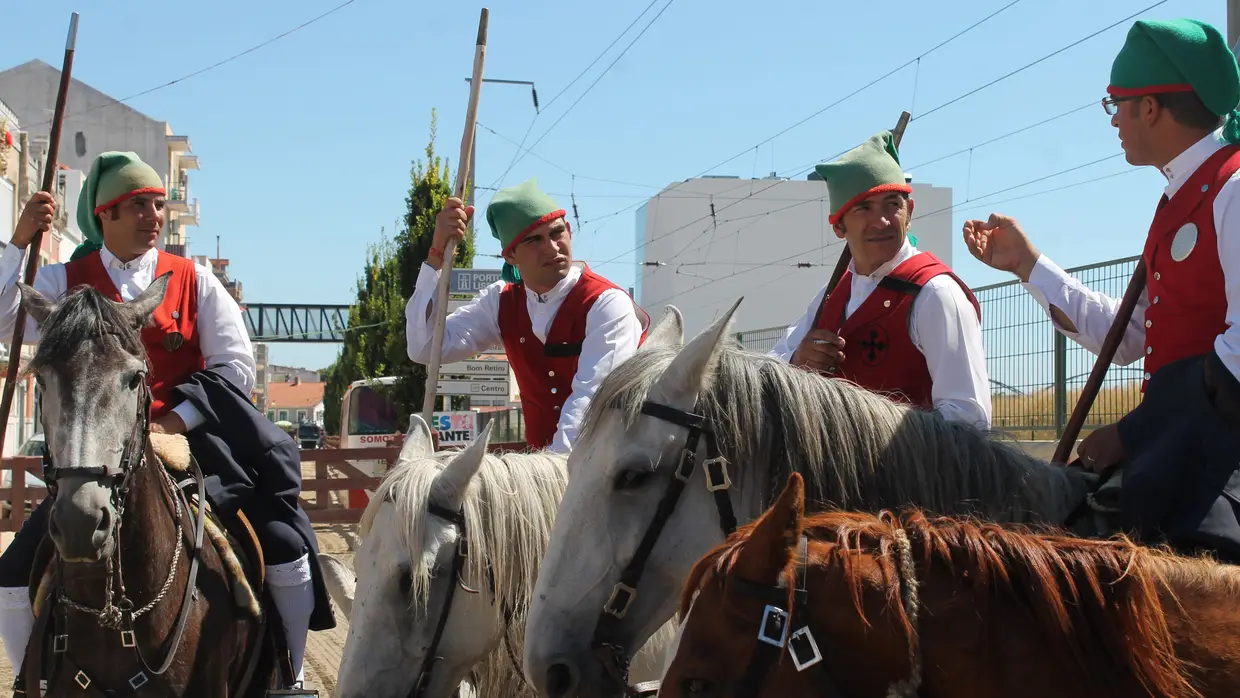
[20,275,168,563]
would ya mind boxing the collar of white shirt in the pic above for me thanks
[100,245,159,272]
[847,236,918,282]
[525,262,583,304]
[1161,128,1226,199]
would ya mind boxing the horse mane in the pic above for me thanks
[685,509,1210,698]
[581,340,1087,523]
[27,284,146,374]
[359,447,568,697]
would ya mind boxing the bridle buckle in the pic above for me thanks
[603,582,637,619]
[703,457,731,492]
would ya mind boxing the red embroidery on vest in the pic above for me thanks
[814,252,980,409]
[498,266,645,449]
[1140,145,1240,391]
[64,250,204,418]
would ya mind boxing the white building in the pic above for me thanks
[0,59,201,255]
[634,174,954,341]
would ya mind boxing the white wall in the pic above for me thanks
[635,176,954,340]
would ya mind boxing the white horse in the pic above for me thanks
[325,416,675,698]
[522,301,1099,698]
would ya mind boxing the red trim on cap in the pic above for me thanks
[93,187,167,216]
[1106,83,1195,98]
[501,209,568,257]
[828,183,913,225]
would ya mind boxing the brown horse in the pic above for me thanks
[660,472,1240,698]
[15,279,290,697]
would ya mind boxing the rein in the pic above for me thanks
[590,399,738,696]
[409,502,471,698]
[26,381,211,695]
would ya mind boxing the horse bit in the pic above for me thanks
[590,399,740,697]
[20,377,210,695]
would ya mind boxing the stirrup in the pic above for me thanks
[266,684,318,697]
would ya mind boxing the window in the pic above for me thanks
[296,410,307,423]
[278,410,289,422]
[346,385,399,436]
[266,410,275,421]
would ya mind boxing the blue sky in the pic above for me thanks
[2,0,1227,371]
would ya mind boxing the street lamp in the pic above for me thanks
[463,78,539,232]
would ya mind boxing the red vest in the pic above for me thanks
[499,266,647,449]
[1140,145,1240,390]
[814,252,980,409]
[64,250,205,418]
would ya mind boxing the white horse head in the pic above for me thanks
[523,300,1096,697]
[331,413,677,698]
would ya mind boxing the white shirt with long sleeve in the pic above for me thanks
[770,239,993,428]
[0,244,256,431]
[405,262,643,454]
[1021,128,1240,383]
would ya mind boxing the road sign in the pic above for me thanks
[451,269,503,294]
[436,380,510,397]
[439,358,509,378]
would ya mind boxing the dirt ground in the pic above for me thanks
[0,523,360,697]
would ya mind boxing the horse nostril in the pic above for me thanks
[96,507,112,535]
[546,662,577,698]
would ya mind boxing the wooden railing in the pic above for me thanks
[0,457,48,532]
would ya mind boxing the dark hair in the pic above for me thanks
[1154,92,1224,131]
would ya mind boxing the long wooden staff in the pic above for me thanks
[1051,260,1147,463]
[823,111,913,294]
[0,12,78,457]
[420,8,488,424]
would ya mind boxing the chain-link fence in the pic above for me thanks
[735,255,1144,440]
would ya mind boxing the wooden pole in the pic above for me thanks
[823,111,912,294]
[420,8,488,425]
[1051,259,1147,463]
[0,12,78,457]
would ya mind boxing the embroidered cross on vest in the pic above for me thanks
[813,252,980,410]
[64,250,205,418]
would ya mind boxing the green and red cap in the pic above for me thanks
[486,178,567,283]
[815,130,912,225]
[1108,18,1240,143]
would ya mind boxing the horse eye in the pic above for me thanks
[681,678,714,694]
[613,469,651,491]
[398,569,413,595]
[127,372,144,390]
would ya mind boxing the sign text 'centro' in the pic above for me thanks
[436,380,510,396]
[451,269,503,294]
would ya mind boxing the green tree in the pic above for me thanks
[323,109,474,435]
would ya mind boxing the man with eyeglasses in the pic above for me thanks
[964,18,1240,563]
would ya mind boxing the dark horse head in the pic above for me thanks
[19,274,168,563]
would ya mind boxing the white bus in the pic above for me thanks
[338,377,402,508]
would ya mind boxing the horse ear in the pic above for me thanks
[732,472,804,583]
[431,420,493,512]
[17,283,55,326]
[399,414,436,462]
[640,305,684,351]
[649,297,741,408]
[118,271,171,328]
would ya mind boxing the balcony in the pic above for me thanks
[165,243,187,257]
[179,199,200,227]
[166,135,192,153]
[178,154,199,170]
[167,185,190,213]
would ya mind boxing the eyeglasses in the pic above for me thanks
[1101,95,1140,115]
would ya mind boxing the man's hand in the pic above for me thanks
[13,192,55,250]
[428,197,474,271]
[791,329,846,374]
[1076,423,1125,473]
[150,412,188,436]
[962,213,1040,282]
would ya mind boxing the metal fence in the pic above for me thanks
[735,255,1144,441]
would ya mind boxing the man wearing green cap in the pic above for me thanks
[407,179,649,452]
[965,18,1240,562]
[0,152,334,684]
[772,131,992,428]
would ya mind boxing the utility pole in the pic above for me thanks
[462,78,539,234]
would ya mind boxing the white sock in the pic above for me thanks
[266,553,314,685]
[0,587,33,671]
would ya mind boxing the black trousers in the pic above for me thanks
[0,494,306,589]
